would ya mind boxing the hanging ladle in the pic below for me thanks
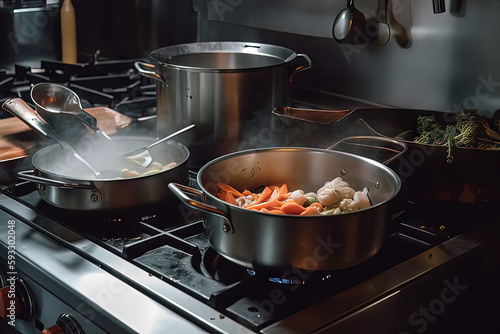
[2,98,104,178]
[31,82,112,140]
[377,0,391,46]
[332,0,367,44]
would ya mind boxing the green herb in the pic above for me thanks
[413,109,500,163]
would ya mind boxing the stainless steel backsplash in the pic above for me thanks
[195,0,500,116]
[73,0,499,116]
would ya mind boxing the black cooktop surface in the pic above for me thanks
[3,180,474,331]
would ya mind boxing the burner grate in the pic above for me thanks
[5,182,467,332]
[1,58,156,119]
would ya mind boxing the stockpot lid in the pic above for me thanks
[149,41,300,72]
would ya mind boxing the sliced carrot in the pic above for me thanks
[280,200,306,215]
[261,208,285,215]
[216,183,245,198]
[245,197,284,211]
[279,184,288,195]
[245,186,273,207]
[308,202,324,212]
[276,184,291,201]
[224,192,238,206]
[300,206,321,216]
[269,187,280,200]
[242,190,252,196]
[277,192,291,201]
[226,190,244,198]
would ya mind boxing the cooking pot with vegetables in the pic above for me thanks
[169,136,404,271]
[135,41,311,166]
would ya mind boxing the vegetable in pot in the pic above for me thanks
[216,177,370,216]
[121,161,177,178]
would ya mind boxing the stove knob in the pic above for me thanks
[0,278,33,320]
[43,313,84,334]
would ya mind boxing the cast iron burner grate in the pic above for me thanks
[3,181,455,331]
[201,247,335,285]
[0,56,157,119]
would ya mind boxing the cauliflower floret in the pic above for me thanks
[321,187,370,214]
[317,177,355,206]
[353,187,370,210]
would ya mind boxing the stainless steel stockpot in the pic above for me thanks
[18,136,189,211]
[135,41,311,164]
[169,141,402,271]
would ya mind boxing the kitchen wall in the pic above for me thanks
[61,0,500,117]
[194,0,500,117]
[0,1,61,69]
[72,0,198,61]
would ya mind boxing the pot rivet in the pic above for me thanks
[375,182,380,189]
[223,223,231,233]
[341,169,347,175]
[90,193,100,202]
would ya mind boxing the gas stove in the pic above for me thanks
[0,60,500,334]
[0,57,157,120]
[0,176,499,333]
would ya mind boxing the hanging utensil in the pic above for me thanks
[377,0,391,46]
[2,98,103,178]
[433,0,445,13]
[122,124,195,168]
[332,0,367,44]
[31,82,112,140]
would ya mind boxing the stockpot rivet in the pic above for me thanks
[222,223,230,233]
[375,182,380,189]
[90,193,100,202]
[340,169,347,175]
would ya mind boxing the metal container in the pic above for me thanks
[0,1,61,69]
[17,136,189,211]
[135,41,311,166]
[273,107,500,204]
[169,141,402,271]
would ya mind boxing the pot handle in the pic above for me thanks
[290,53,312,82]
[134,62,166,86]
[17,170,96,190]
[168,183,235,234]
[327,136,407,165]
